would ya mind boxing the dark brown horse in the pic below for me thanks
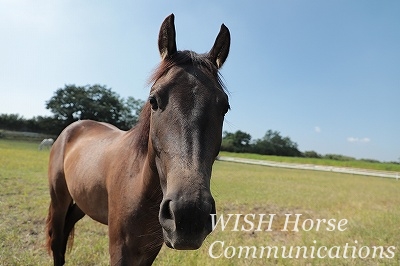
[45,14,230,265]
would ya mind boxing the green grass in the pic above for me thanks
[220,151,400,172]
[1,139,400,265]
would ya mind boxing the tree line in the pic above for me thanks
[220,130,383,161]
[221,130,303,157]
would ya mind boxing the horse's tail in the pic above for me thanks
[45,202,53,255]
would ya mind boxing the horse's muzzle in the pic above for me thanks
[159,193,215,250]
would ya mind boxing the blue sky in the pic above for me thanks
[1,1,399,162]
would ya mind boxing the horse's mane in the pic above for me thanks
[132,50,226,155]
[130,102,151,155]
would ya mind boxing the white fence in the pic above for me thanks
[218,156,400,179]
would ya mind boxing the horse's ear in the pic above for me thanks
[158,14,177,60]
[209,24,230,69]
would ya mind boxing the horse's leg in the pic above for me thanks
[61,203,85,258]
[108,207,163,266]
[108,213,130,266]
[109,229,163,266]
[46,193,72,265]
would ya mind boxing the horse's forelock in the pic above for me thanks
[147,51,225,91]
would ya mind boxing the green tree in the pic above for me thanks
[46,84,144,132]
[221,130,252,152]
[252,130,301,157]
[122,96,145,128]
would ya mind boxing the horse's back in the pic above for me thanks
[49,120,125,224]
[51,120,122,164]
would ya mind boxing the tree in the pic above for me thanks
[46,84,144,132]
[121,97,145,128]
[221,130,252,152]
[252,130,301,157]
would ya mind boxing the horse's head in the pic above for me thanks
[148,14,230,250]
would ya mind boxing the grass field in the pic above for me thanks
[1,139,400,265]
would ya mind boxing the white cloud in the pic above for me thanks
[347,137,371,143]
[314,126,321,133]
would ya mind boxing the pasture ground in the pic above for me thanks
[1,139,400,265]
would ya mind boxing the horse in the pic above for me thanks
[39,138,54,150]
[45,14,230,265]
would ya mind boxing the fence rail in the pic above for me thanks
[218,156,400,179]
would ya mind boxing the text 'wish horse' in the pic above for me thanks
[45,14,230,265]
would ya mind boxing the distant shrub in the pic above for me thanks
[303,150,322,158]
[360,158,381,163]
[324,154,355,161]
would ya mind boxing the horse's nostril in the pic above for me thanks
[160,199,176,231]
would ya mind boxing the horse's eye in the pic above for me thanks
[149,96,159,111]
